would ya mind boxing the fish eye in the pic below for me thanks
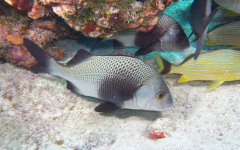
[156,91,166,100]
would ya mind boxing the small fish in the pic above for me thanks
[214,0,240,14]
[94,13,189,56]
[205,21,240,48]
[189,0,218,60]
[23,38,173,112]
[155,49,240,89]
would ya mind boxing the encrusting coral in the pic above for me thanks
[5,0,178,38]
[0,3,71,68]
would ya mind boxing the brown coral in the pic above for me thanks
[4,0,33,11]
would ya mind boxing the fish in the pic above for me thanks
[155,49,240,89]
[93,13,189,56]
[23,38,173,112]
[205,21,240,48]
[214,0,240,14]
[189,0,219,60]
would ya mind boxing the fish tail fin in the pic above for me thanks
[23,38,56,74]
[177,75,190,83]
[154,53,171,74]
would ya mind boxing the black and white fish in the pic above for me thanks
[93,13,189,56]
[23,38,173,112]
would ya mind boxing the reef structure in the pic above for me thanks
[4,0,178,38]
[0,3,71,68]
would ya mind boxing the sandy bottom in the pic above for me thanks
[0,63,239,150]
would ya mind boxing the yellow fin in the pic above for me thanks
[229,45,240,49]
[155,53,164,73]
[177,75,189,83]
[208,81,224,90]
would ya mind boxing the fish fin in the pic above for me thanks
[67,81,80,94]
[154,53,171,74]
[194,7,220,60]
[66,49,93,66]
[23,38,52,74]
[94,102,121,112]
[135,41,159,56]
[194,27,207,60]
[90,38,104,52]
[208,81,224,90]
[177,75,190,83]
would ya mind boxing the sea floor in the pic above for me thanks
[0,63,239,150]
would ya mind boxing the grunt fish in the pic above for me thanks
[155,49,240,89]
[23,38,173,112]
[205,21,240,48]
[214,0,240,14]
[94,13,189,56]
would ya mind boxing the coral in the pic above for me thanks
[4,0,178,38]
[0,4,72,68]
[6,33,23,45]
[4,0,33,11]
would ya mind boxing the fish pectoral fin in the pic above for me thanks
[94,102,121,112]
[177,75,190,83]
[208,81,224,90]
[67,81,80,94]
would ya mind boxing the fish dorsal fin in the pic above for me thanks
[67,49,93,66]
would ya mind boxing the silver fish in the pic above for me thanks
[23,38,173,112]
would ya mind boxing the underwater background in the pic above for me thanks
[1,0,240,149]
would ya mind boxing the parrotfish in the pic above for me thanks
[23,38,173,112]
[206,21,240,48]
[94,13,189,56]
[189,0,218,60]
[155,49,240,89]
[214,0,240,14]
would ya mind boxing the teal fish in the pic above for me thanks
[23,38,173,112]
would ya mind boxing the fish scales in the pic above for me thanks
[170,50,240,81]
[24,38,173,112]
[206,21,240,46]
[52,56,156,101]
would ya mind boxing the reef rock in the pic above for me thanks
[4,0,178,38]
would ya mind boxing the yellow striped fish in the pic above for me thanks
[214,0,240,14]
[155,49,240,89]
[205,21,240,48]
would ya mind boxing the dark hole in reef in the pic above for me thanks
[136,0,145,3]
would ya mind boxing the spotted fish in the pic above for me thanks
[155,49,240,89]
[94,13,189,56]
[206,21,240,48]
[23,38,173,112]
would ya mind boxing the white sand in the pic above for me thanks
[0,63,239,150]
